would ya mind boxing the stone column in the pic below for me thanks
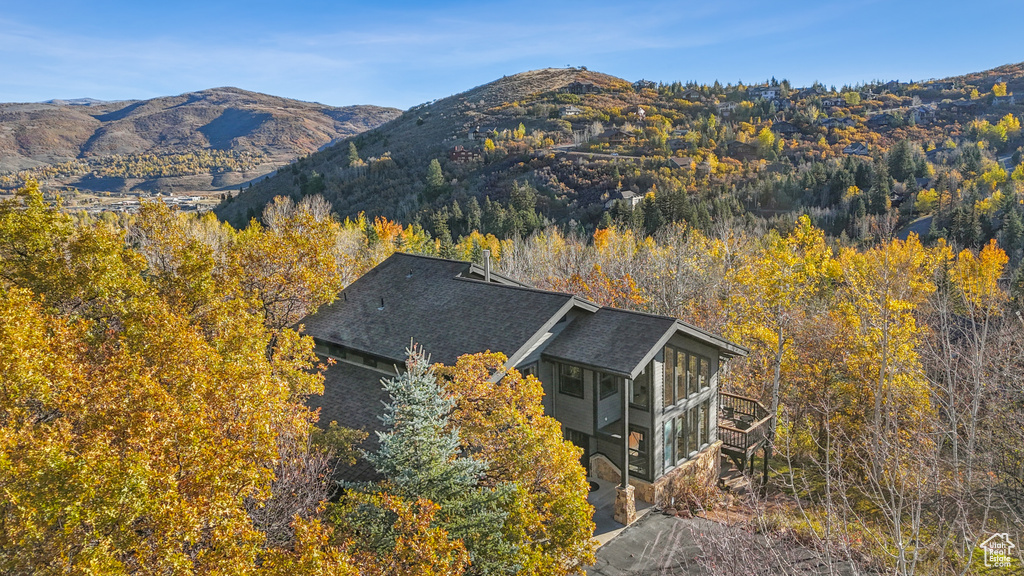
[613,484,636,525]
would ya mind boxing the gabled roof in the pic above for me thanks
[301,252,576,366]
[542,308,747,379]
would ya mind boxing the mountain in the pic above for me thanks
[219,63,1024,256]
[216,67,630,224]
[0,87,400,196]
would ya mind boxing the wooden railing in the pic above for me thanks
[718,392,774,453]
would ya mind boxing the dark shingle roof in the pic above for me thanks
[543,308,678,377]
[543,308,748,378]
[306,360,393,483]
[301,253,573,366]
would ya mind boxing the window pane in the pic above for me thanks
[599,373,618,399]
[675,350,686,402]
[676,414,687,464]
[701,399,710,447]
[688,354,698,396]
[663,420,674,471]
[689,404,699,454]
[663,347,675,408]
[700,357,709,390]
[559,364,584,398]
[628,427,648,477]
[631,364,650,409]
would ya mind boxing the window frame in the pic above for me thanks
[558,363,585,399]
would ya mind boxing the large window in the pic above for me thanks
[630,362,651,409]
[664,344,711,407]
[559,364,584,398]
[628,426,649,478]
[701,399,710,447]
[599,373,619,399]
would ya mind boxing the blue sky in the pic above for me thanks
[3,1,1023,110]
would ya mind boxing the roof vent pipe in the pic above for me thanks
[482,249,492,282]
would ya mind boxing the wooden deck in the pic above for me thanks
[718,392,774,473]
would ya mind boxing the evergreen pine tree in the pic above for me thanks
[363,346,518,575]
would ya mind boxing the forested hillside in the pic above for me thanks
[0,88,400,196]
[220,63,1024,263]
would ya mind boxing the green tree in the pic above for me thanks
[426,159,445,195]
[348,142,360,166]
[358,346,517,576]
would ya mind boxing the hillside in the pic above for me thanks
[218,63,1024,260]
[0,87,400,200]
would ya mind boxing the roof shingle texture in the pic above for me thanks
[301,253,572,365]
[306,360,393,483]
[542,308,677,377]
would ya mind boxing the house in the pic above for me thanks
[633,79,657,91]
[469,126,496,140]
[563,81,601,95]
[301,253,756,519]
[771,121,800,135]
[448,145,481,163]
[866,113,896,129]
[670,156,696,169]
[598,128,634,144]
[632,106,646,121]
[727,140,759,161]
[820,96,845,108]
[913,106,936,123]
[680,88,704,101]
[560,105,583,117]
[942,100,978,114]
[604,190,643,209]
[843,142,869,156]
[769,98,793,111]
[671,128,689,137]
[749,86,778,100]
[668,139,689,151]
[715,101,739,117]
[993,95,1017,106]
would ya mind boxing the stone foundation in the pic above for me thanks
[613,485,636,525]
[590,440,722,506]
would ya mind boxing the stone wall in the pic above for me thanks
[590,440,722,505]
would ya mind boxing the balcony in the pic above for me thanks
[718,392,774,471]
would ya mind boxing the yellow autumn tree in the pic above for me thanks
[435,353,596,576]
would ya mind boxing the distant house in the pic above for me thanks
[633,106,646,121]
[633,79,657,91]
[449,145,481,163]
[727,140,759,161]
[670,156,696,169]
[795,86,826,99]
[668,139,689,151]
[715,101,739,117]
[942,100,979,114]
[769,98,793,111]
[913,106,937,123]
[560,105,583,117]
[820,96,845,108]
[749,86,779,100]
[993,95,1017,106]
[771,121,800,135]
[563,81,601,95]
[866,113,896,129]
[469,126,496,140]
[604,190,643,209]
[301,253,753,511]
[881,80,904,92]
[680,88,704,101]
[598,128,635,144]
[671,128,689,137]
[843,142,869,156]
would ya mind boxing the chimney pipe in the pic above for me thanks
[482,249,492,282]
